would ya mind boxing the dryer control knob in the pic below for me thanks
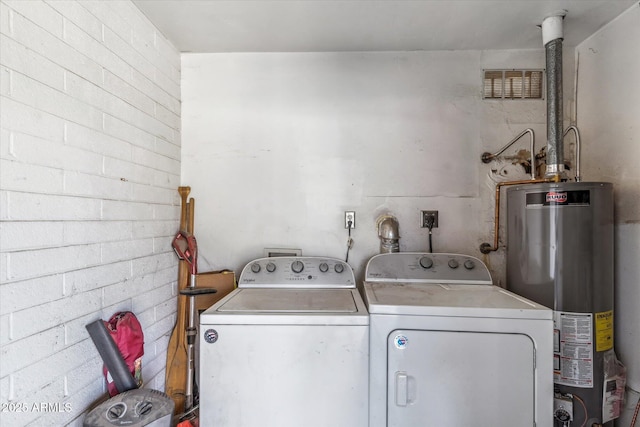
[251,263,261,273]
[266,262,276,273]
[448,259,459,269]
[419,256,433,269]
[334,263,344,273]
[464,260,475,270]
[291,260,304,273]
[319,262,329,273]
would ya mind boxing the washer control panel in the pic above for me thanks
[365,253,492,285]
[83,389,174,427]
[239,256,355,288]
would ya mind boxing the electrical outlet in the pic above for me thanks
[345,211,356,229]
[421,210,438,228]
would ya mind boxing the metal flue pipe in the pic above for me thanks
[542,14,566,178]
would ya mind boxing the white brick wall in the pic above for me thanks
[0,1,181,425]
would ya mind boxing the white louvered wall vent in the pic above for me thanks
[483,69,544,99]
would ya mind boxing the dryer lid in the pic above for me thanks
[363,283,552,319]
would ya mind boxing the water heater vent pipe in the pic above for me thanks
[543,13,566,178]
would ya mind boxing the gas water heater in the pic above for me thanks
[506,182,623,426]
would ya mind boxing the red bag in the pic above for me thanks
[103,311,144,396]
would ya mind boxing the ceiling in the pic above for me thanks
[133,0,635,53]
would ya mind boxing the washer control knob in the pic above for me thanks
[251,263,261,273]
[107,403,126,420]
[319,262,329,273]
[266,262,276,273]
[291,260,304,273]
[464,260,475,270]
[419,256,433,269]
[334,263,344,273]
[136,401,153,416]
[448,259,459,269]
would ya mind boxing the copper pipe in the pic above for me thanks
[480,175,560,254]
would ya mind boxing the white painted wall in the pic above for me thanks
[0,1,181,425]
[182,49,553,286]
[575,2,640,399]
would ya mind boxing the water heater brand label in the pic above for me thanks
[526,190,591,206]
[546,192,567,203]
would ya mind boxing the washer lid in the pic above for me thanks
[363,283,551,319]
[219,289,358,313]
[201,288,370,325]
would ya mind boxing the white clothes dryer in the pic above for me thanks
[199,256,368,427]
[363,252,553,427]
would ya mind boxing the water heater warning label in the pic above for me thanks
[595,310,614,352]
[554,311,594,388]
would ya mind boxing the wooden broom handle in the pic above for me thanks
[178,187,190,232]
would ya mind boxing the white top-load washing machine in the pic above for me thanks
[199,256,369,427]
[364,253,553,427]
